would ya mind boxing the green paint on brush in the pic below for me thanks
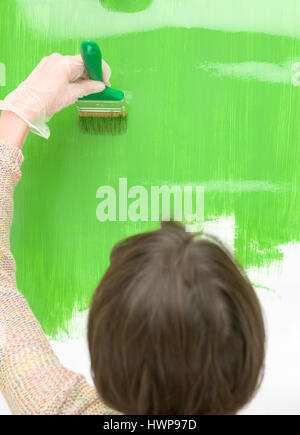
[2,0,300,337]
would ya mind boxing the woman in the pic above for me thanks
[0,53,265,415]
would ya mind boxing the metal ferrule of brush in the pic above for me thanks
[77,99,126,117]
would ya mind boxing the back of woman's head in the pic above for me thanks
[88,221,265,415]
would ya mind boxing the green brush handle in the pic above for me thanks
[80,40,124,102]
[81,40,104,82]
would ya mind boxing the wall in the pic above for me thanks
[1,0,300,414]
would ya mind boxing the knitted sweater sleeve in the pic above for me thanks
[0,141,115,415]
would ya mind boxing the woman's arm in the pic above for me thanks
[0,55,116,415]
[0,111,29,149]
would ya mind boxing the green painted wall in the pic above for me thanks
[1,0,300,338]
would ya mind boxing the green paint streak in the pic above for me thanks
[100,0,153,13]
[252,284,274,292]
[1,1,300,337]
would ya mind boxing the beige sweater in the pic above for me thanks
[0,140,115,415]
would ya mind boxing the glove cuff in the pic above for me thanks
[0,102,50,139]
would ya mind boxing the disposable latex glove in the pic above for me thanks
[0,53,111,139]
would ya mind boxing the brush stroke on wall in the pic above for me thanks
[16,0,300,39]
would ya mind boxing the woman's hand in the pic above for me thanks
[0,53,111,139]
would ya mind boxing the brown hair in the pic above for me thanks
[88,222,265,415]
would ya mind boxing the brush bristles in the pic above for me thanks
[78,111,127,118]
[79,113,128,135]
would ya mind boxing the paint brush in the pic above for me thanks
[77,40,127,134]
